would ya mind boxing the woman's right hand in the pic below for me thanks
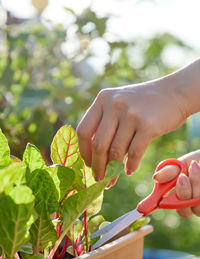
[77,79,187,182]
[77,59,200,186]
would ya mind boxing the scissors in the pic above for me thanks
[81,158,200,251]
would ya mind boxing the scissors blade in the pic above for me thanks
[91,209,134,239]
[77,210,134,246]
[91,208,143,250]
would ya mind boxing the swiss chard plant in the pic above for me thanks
[0,125,149,259]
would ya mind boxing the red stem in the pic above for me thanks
[53,248,59,259]
[83,165,88,252]
[59,236,69,259]
[75,234,83,256]
[58,223,63,237]
[84,210,88,251]
[72,224,76,257]
[76,244,83,256]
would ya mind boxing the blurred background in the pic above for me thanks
[0,0,200,256]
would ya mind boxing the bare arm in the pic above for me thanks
[76,58,200,183]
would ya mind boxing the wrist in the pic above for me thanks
[160,59,200,117]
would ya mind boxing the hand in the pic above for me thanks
[153,150,200,217]
[76,59,200,184]
[76,79,187,183]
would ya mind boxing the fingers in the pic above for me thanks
[179,150,200,169]
[153,165,180,183]
[125,130,151,175]
[188,161,200,216]
[154,159,200,218]
[91,113,118,181]
[76,101,103,166]
[176,174,193,218]
[108,114,136,163]
[153,150,200,184]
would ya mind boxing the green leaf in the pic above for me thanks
[64,7,75,15]
[51,125,79,167]
[87,215,105,235]
[83,215,105,251]
[71,155,86,191]
[86,193,103,219]
[0,128,10,168]
[23,143,45,173]
[72,155,96,189]
[50,161,124,257]
[62,161,124,236]
[67,219,84,241]
[47,164,75,203]
[0,186,35,258]
[20,253,44,259]
[29,169,59,214]
[18,243,33,255]
[29,207,57,253]
[129,217,150,232]
[105,160,124,178]
[28,169,59,252]
[0,163,25,193]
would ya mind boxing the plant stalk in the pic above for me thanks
[59,236,69,259]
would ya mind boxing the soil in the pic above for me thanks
[63,253,74,259]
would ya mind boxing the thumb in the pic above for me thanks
[153,165,180,183]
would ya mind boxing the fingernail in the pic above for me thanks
[191,160,200,173]
[153,171,160,181]
[85,161,91,167]
[94,175,100,182]
[179,174,188,186]
[106,183,112,189]
[126,170,133,176]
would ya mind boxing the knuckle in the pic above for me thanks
[109,146,123,161]
[97,88,111,101]
[126,109,137,121]
[112,94,125,109]
[128,146,143,159]
[180,191,191,200]
[76,126,89,140]
[92,139,106,154]
[128,149,138,159]
[143,118,154,129]
[189,171,200,182]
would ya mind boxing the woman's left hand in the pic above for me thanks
[154,150,200,217]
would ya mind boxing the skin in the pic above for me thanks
[76,58,200,216]
[154,151,200,217]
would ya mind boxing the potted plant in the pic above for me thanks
[76,224,153,259]
[0,125,152,259]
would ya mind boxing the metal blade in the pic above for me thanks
[76,210,134,246]
[91,209,143,250]
[90,210,134,239]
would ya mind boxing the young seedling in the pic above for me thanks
[0,126,149,259]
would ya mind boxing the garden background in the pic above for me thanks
[0,0,200,256]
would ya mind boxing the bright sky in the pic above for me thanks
[0,0,199,70]
[1,0,200,50]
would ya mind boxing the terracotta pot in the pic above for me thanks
[77,225,153,259]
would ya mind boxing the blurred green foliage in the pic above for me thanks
[0,3,200,256]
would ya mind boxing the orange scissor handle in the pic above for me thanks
[137,158,188,216]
